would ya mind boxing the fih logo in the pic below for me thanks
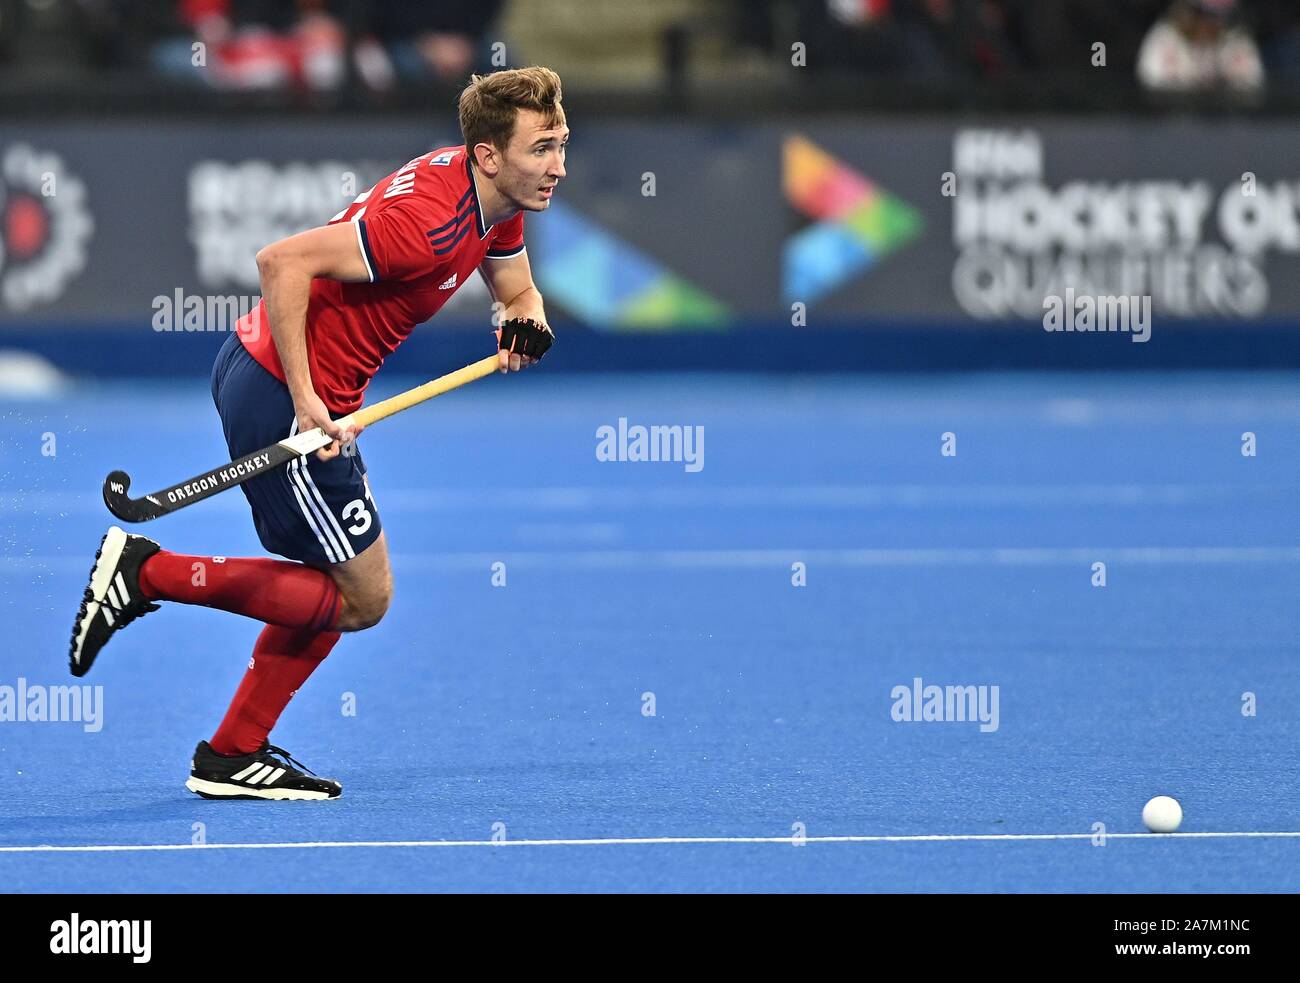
[0,144,93,311]
[783,135,924,305]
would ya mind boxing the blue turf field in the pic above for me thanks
[1,367,1298,892]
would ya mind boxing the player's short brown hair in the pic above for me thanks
[458,67,565,157]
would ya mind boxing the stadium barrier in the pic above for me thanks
[3,118,1299,372]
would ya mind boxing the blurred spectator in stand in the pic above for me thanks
[1252,0,1300,84]
[788,0,1028,81]
[788,0,926,77]
[352,2,507,92]
[151,0,346,91]
[1004,0,1165,80]
[1137,0,1263,93]
[946,0,1025,79]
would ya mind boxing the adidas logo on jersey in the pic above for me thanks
[438,274,458,290]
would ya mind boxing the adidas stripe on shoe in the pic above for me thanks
[186,740,342,801]
[69,526,161,677]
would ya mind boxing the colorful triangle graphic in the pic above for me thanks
[529,200,732,331]
[783,135,923,305]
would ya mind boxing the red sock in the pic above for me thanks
[139,551,339,631]
[210,625,342,756]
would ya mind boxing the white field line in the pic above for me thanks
[3,831,1300,854]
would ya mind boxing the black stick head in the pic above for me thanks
[102,470,167,523]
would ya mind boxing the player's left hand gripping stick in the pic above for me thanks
[498,316,554,362]
[103,354,502,522]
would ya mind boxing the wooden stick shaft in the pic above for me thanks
[338,354,499,430]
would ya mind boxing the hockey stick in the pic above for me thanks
[103,354,500,522]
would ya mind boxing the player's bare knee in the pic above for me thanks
[360,587,391,629]
[338,602,382,632]
[337,584,391,632]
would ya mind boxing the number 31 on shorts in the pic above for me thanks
[342,475,375,537]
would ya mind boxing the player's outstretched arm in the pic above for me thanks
[255,223,373,459]
[480,251,554,373]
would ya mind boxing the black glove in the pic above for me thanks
[498,316,554,361]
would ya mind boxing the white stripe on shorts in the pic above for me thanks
[298,456,356,561]
[287,419,345,564]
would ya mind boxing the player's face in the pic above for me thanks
[500,110,568,213]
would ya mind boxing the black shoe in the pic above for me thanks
[185,740,342,801]
[68,525,161,678]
